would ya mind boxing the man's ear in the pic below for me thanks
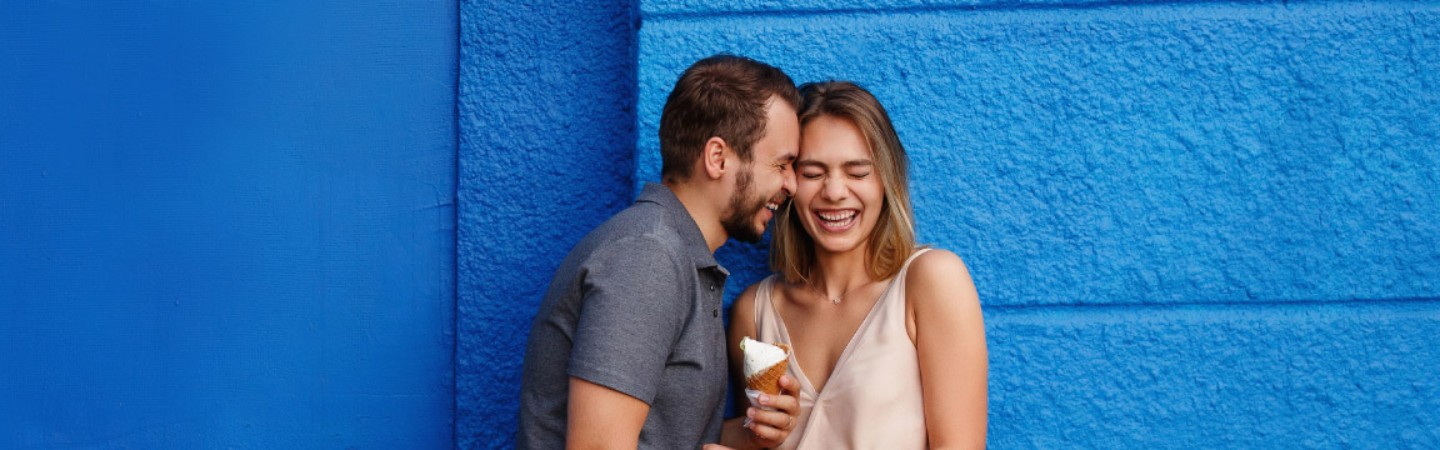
[701,136,728,180]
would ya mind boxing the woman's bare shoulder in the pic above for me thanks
[910,248,970,284]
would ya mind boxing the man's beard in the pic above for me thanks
[721,165,767,243]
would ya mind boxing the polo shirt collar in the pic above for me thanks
[636,183,727,275]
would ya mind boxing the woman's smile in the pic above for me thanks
[813,209,859,232]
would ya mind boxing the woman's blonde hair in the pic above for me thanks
[772,81,917,284]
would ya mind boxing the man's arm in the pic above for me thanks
[567,377,649,450]
[566,235,688,448]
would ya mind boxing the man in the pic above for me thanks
[517,55,803,450]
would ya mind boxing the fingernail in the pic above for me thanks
[747,408,756,418]
[757,394,769,405]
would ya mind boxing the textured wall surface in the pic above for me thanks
[456,0,1439,448]
[456,0,639,447]
[635,0,1440,448]
[0,1,456,447]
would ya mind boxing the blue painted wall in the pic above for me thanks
[6,0,1434,446]
[634,1,1440,448]
[459,0,1440,448]
[456,0,639,447]
[1,1,457,447]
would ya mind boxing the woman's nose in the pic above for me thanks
[822,176,847,200]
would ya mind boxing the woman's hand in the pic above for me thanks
[744,375,801,448]
[717,374,801,450]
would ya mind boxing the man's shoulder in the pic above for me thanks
[548,203,681,275]
[585,201,686,249]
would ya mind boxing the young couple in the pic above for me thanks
[518,54,988,450]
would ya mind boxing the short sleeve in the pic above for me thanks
[568,235,692,404]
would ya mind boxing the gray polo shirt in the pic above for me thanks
[517,183,729,450]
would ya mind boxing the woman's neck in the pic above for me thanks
[808,244,876,302]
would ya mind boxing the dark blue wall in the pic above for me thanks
[1,1,457,447]
[455,0,638,447]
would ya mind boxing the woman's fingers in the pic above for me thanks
[747,406,796,444]
[749,376,802,446]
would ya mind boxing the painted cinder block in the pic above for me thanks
[456,0,1439,446]
[988,303,1440,448]
[638,2,1440,308]
[643,0,1182,16]
[628,1,1440,449]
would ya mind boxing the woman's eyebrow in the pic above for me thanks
[795,159,874,169]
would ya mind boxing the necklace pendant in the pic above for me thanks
[831,296,842,305]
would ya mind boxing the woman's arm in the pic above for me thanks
[717,283,800,450]
[907,249,988,449]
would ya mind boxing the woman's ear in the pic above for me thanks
[702,136,728,180]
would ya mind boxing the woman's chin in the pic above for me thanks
[811,237,864,256]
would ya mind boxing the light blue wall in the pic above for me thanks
[635,0,1440,448]
[0,1,457,447]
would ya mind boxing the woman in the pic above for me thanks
[727,81,988,449]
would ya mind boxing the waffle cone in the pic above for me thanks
[744,343,790,395]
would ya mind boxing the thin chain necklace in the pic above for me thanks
[812,280,856,305]
[809,261,874,305]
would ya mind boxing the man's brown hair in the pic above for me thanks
[659,54,801,182]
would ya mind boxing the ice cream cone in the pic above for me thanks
[744,342,790,395]
[740,337,790,395]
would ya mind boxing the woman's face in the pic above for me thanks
[794,115,886,256]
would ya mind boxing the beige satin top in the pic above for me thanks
[752,249,931,450]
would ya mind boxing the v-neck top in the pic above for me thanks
[751,249,931,450]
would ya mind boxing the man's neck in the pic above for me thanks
[663,180,727,253]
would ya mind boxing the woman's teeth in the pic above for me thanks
[817,210,857,229]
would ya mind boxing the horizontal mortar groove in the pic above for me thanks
[984,296,1440,317]
[643,0,1430,21]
